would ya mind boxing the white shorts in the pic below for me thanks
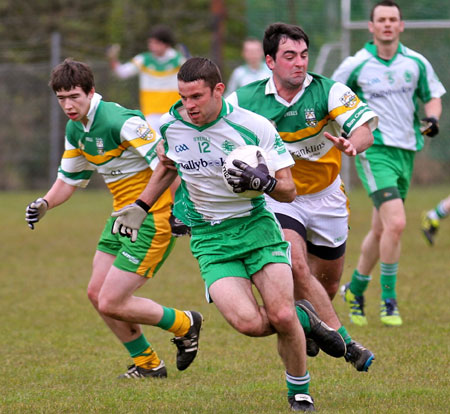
[265,177,349,248]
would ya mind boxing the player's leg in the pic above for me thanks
[376,197,405,326]
[285,228,342,331]
[86,250,166,378]
[209,265,314,411]
[87,250,143,342]
[307,249,345,300]
[96,210,201,375]
[345,146,406,327]
[208,276,275,336]
[422,194,450,245]
[98,265,202,373]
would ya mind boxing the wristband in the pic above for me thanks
[135,198,150,213]
[264,177,278,194]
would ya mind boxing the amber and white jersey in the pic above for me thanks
[160,99,294,227]
[113,48,185,117]
[58,93,171,212]
[332,41,445,151]
[228,73,378,195]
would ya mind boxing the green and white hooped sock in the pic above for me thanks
[436,201,449,219]
[286,370,310,397]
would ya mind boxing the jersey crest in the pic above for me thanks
[304,108,317,127]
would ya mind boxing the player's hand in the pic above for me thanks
[420,117,439,137]
[111,199,149,243]
[157,140,177,170]
[106,44,121,60]
[169,212,191,237]
[324,131,357,156]
[226,151,277,194]
[26,198,48,230]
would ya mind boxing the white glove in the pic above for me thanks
[26,198,48,229]
[111,199,150,243]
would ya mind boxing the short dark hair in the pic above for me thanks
[177,57,222,90]
[148,24,175,47]
[263,22,309,60]
[48,58,94,94]
[370,1,402,21]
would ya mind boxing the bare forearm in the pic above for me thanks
[424,98,442,119]
[43,179,77,209]
[268,168,296,202]
[139,164,178,207]
[348,123,373,154]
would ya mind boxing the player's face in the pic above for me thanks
[56,86,94,125]
[242,40,264,68]
[266,37,308,91]
[148,38,169,57]
[178,79,225,126]
[369,5,404,45]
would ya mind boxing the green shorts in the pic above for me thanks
[190,208,291,299]
[97,208,175,278]
[355,145,415,208]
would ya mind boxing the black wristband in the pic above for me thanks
[264,177,278,194]
[135,198,150,213]
[42,198,49,207]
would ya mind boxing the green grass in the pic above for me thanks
[0,187,449,413]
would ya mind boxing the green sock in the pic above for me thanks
[338,325,352,345]
[349,269,371,296]
[296,306,311,334]
[155,306,176,330]
[123,333,151,358]
[380,262,398,300]
[286,371,310,397]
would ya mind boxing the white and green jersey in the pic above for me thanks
[226,62,271,95]
[228,73,377,195]
[332,41,446,151]
[58,93,171,212]
[160,99,294,226]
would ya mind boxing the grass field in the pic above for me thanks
[1,187,449,413]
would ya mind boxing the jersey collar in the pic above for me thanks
[265,73,313,106]
[82,92,102,132]
[364,41,404,65]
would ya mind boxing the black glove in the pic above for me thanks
[26,198,48,229]
[226,150,277,194]
[169,212,191,237]
[421,116,439,137]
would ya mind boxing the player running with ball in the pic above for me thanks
[111,56,347,412]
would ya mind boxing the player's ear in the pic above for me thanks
[265,54,275,71]
[214,82,225,96]
[88,87,95,99]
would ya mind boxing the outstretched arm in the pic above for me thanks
[324,122,373,156]
[26,179,77,229]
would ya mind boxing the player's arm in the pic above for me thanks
[26,179,77,229]
[421,98,442,137]
[111,163,178,242]
[324,122,373,156]
[269,166,296,202]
